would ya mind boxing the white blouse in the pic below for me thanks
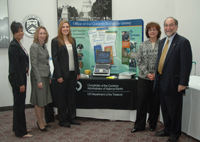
[66,44,75,71]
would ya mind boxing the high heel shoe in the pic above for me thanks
[27,129,32,132]
[22,134,33,138]
[44,124,51,128]
[37,121,47,131]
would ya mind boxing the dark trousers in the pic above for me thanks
[44,102,55,123]
[56,71,77,123]
[44,79,56,123]
[160,89,183,138]
[9,75,28,137]
[134,77,160,130]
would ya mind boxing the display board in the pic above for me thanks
[69,19,143,75]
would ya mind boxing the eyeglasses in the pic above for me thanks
[148,29,157,32]
[164,24,174,27]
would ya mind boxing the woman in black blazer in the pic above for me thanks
[51,20,80,128]
[8,21,32,138]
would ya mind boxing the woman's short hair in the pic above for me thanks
[33,26,49,44]
[10,21,23,34]
[145,22,161,39]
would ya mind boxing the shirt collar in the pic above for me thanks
[167,32,177,41]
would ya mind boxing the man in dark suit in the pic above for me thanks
[154,17,192,142]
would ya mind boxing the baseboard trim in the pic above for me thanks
[0,104,34,111]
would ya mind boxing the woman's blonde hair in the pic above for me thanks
[57,20,74,47]
[33,26,49,44]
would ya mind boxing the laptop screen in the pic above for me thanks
[96,51,110,64]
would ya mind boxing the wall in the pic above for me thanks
[0,0,199,107]
[112,0,200,75]
[174,0,200,75]
[0,0,58,107]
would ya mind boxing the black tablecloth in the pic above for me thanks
[50,76,138,110]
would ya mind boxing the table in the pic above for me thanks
[51,75,200,140]
[76,75,137,109]
[182,76,200,140]
[76,75,138,121]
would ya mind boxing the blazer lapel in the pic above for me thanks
[44,45,49,58]
[62,44,69,56]
[37,43,46,55]
[15,39,28,56]
[163,34,178,67]
[13,38,29,67]
[158,38,166,59]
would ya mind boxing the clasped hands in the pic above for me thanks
[147,73,155,81]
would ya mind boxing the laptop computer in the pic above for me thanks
[93,51,110,76]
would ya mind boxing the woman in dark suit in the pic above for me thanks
[30,26,52,131]
[8,21,33,138]
[51,20,80,128]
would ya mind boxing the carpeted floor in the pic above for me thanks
[0,108,199,142]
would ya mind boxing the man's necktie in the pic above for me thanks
[158,39,169,74]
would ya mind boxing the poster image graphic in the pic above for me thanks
[129,58,137,72]
[79,61,84,69]
[122,31,130,65]
[122,31,131,65]
[104,46,114,65]
[57,0,112,22]
[122,48,130,65]
[78,53,84,60]
[0,0,9,49]
[94,45,102,62]
[77,43,84,52]
[122,31,129,41]
[130,41,138,59]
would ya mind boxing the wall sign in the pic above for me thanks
[22,14,43,37]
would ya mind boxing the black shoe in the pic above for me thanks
[149,128,155,131]
[37,121,47,131]
[70,120,81,125]
[44,124,51,128]
[59,122,71,128]
[166,137,179,142]
[155,130,169,137]
[46,120,55,123]
[131,128,139,133]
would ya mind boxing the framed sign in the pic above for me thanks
[0,0,9,48]
[57,0,112,22]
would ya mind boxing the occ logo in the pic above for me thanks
[22,14,43,37]
[76,81,82,91]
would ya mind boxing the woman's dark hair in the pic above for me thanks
[145,22,161,39]
[10,21,23,34]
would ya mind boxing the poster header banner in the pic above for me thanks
[69,19,143,27]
